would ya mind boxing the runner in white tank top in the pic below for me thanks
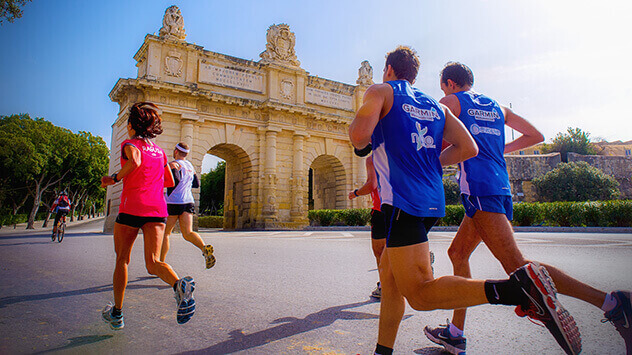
[160,142,216,269]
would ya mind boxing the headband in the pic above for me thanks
[175,144,190,153]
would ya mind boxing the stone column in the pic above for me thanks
[262,126,281,220]
[180,113,198,148]
[290,131,309,221]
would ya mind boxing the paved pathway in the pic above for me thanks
[0,219,630,354]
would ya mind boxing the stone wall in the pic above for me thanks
[568,152,632,198]
[505,153,561,202]
[504,152,632,201]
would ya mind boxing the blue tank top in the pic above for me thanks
[454,91,511,196]
[371,80,446,217]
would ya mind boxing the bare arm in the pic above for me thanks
[101,144,142,187]
[164,163,175,188]
[349,84,388,149]
[348,156,378,199]
[439,105,478,166]
[503,106,544,154]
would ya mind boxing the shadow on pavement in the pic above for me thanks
[414,346,450,354]
[0,277,170,308]
[0,232,100,241]
[180,300,412,354]
[34,334,114,354]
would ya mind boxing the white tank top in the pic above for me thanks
[165,159,195,204]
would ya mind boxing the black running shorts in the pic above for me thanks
[116,213,167,229]
[370,209,386,240]
[167,203,195,216]
[382,204,438,248]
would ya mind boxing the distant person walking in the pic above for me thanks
[160,142,216,269]
[100,102,196,330]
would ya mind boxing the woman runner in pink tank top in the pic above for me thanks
[100,102,196,329]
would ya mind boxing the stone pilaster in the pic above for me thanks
[290,131,309,221]
[262,126,282,220]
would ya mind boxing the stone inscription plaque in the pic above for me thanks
[199,61,263,92]
[305,87,353,110]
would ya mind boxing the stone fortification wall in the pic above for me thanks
[505,153,561,202]
[568,152,632,198]
[504,152,632,201]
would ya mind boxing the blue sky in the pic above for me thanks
[2,1,632,171]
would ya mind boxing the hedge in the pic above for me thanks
[198,216,224,228]
[308,208,371,226]
[308,200,632,228]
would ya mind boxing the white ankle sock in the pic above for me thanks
[448,323,464,338]
[601,292,618,312]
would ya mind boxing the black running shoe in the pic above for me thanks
[511,262,581,355]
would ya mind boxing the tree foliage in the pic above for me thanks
[199,161,225,215]
[443,179,460,205]
[0,0,31,23]
[0,114,109,228]
[541,127,598,162]
[533,161,619,202]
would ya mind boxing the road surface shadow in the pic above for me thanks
[180,300,412,354]
[414,346,450,354]
[0,231,100,241]
[33,334,113,354]
[0,276,170,308]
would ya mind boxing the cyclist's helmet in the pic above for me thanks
[61,191,67,196]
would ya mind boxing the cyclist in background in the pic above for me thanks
[51,191,71,238]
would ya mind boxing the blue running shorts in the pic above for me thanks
[461,194,513,220]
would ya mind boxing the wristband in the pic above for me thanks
[353,189,359,197]
[111,173,119,183]
[354,143,372,157]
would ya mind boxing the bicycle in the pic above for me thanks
[52,214,66,243]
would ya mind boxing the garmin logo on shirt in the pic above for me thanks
[468,108,500,122]
[403,104,440,121]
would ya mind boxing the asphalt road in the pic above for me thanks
[0,219,631,354]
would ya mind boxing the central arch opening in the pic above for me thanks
[201,143,253,229]
[309,155,347,210]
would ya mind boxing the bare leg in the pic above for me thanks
[142,222,178,287]
[377,250,405,348]
[112,222,139,309]
[387,242,488,311]
[473,211,606,307]
[371,238,386,269]
[179,212,205,251]
[160,216,179,262]
[448,216,483,330]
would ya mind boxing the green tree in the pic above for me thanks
[541,127,598,162]
[0,0,31,23]
[443,179,460,205]
[533,161,619,202]
[200,161,225,215]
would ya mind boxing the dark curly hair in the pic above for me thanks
[385,45,420,83]
[440,62,474,87]
[128,102,163,139]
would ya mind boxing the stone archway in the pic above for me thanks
[206,143,253,229]
[103,6,375,232]
[309,155,347,210]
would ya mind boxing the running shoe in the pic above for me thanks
[174,276,196,324]
[512,262,581,355]
[101,302,124,330]
[424,322,466,355]
[203,244,216,269]
[371,282,381,299]
[602,290,632,354]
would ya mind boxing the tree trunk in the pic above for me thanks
[42,211,52,228]
[27,181,42,229]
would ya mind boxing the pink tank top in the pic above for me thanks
[119,138,168,217]
[371,188,381,211]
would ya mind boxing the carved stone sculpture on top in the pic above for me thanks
[159,5,186,41]
[357,60,374,86]
[259,24,300,67]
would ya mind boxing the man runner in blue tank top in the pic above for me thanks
[422,62,631,355]
[349,47,587,355]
